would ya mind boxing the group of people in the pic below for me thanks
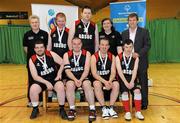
[23,6,151,121]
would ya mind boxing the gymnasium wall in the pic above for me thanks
[0,0,179,25]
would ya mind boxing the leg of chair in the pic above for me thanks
[43,91,47,112]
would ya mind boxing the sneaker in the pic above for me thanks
[89,110,96,121]
[102,106,110,120]
[59,108,68,120]
[30,107,39,119]
[68,109,76,121]
[135,111,144,120]
[108,107,118,118]
[124,112,131,121]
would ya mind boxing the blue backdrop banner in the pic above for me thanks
[110,0,146,32]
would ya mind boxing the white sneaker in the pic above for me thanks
[108,108,118,118]
[135,111,144,120]
[124,112,132,121]
[102,107,110,120]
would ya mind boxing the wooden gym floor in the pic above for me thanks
[0,63,180,123]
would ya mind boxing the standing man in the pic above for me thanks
[64,37,96,121]
[68,6,99,55]
[23,15,50,106]
[122,13,151,110]
[29,40,67,119]
[91,38,119,120]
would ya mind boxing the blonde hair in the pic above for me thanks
[29,15,40,22]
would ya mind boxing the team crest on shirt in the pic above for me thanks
[40,36,44,39]
[98,61,101,66]
[78,25,82,29]
[36,63,40,67]
[28,36,34,40]
[112,35,115,38]
[53,34,56,37]
[71,59,74,63]
[121,61,125,65]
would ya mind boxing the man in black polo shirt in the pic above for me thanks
[23,15,49,106]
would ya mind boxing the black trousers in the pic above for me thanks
[137,69,148,106]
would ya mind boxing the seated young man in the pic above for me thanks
[29,40,67,119]
[91,38,119,120]
[116,39,144,121]
[63,37,96,121]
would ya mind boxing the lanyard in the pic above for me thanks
[36,54,48,71]
[123,53,132,70]
[98,51,108,70]
[57,27,65,43]
[73,50,82,67]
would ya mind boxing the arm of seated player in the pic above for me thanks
[109,55,116,83]
[91,55,107,84]
[51,51,64,80]
[67,22,75,50]
[47,33,52,51]
[115,56,130,88]
[29,59,53,90]
[130,57,139,84]
[79,51,91,82]
[23,47,27,54]
[63,53,78,81]
[95,24,99,52]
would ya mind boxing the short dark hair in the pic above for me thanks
[101,18,115,32]
[99,37,109,44]
[34,40,45,47]
[56,12,66,20]
[82,6,92,12]
[123,39,133,46]
[128,13,139,21]
[72,37,82,42]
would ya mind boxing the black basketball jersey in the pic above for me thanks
[51,27,69,57]
[74,19,96,54]
[94,51,113,80]
[31,50,57,80]
[118,52,136,76]
[67,49,87,79]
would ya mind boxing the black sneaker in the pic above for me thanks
[89,110,96,121]
[30,107,39,119]
[68,109,76,121]
[59,108,68,120]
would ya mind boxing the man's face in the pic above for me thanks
[81,8,92,21]
[99,40,109,54]
[123,43,133,54]
[103,20,112,31]
[128,16,138,29]
[56,16,66,28]
[30,18,40,30]
[72,39,82,52]
[34,43,45,56]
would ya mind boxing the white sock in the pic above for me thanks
[89,105,95,110]
[70,105,75,110]
[31,102,39,107]
[48,91,53,97]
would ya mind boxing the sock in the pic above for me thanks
[134,93,142,112]
[89,105,95,110]
[70,105,75,110]
[122,94,130,112]
[31,102,39,108]
[109,105,114,109]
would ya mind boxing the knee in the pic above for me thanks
[30,84,41,95]
[112,82,119,90]
[134,89,142,100]
[134,89,141,94]
[121,92,129,101]
[93,81,102,89]
[66,81,75,90]
[82,80,91,90]
[55,82,64,92]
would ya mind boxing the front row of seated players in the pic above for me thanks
[28,38,144,121]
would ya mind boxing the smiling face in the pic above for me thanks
[102,19,112,32]
[72,38,82,52]
[99,39,110,54]
[128,16,138,29]
[81,8,92,21]
[34,43,45,56]
[30,18,40,31]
